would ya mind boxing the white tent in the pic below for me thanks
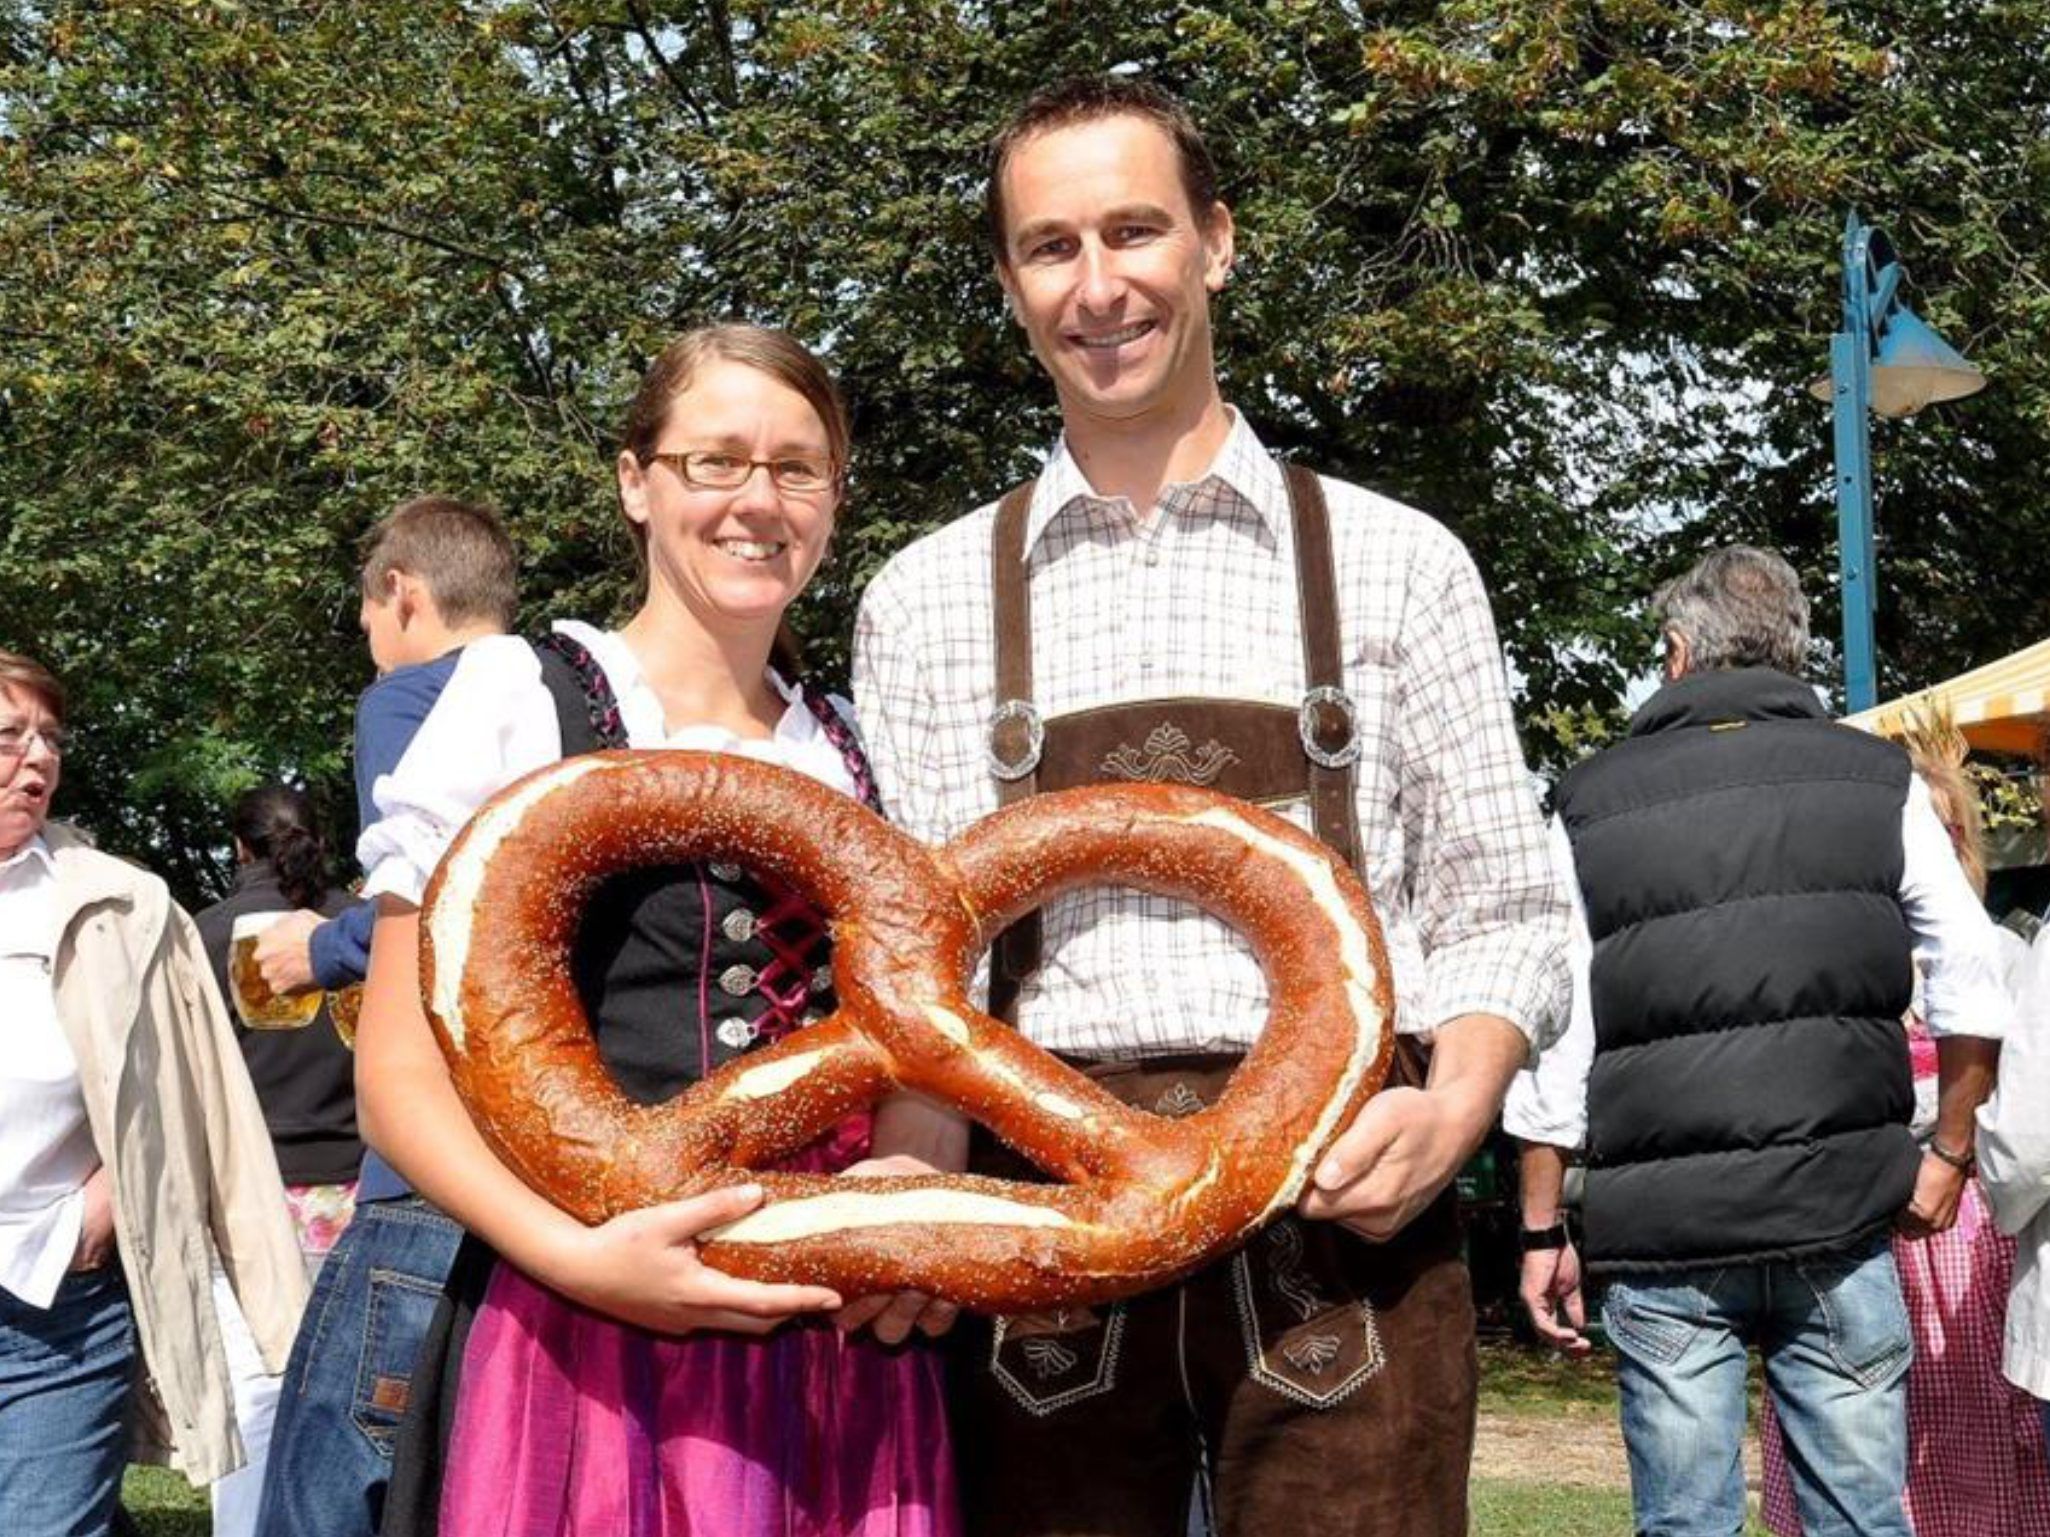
[1843,637,2050,757]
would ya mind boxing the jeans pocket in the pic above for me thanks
[1601,1274,1718,1368]
[350,1267,446,1456]
[1797,1243,1911,1389]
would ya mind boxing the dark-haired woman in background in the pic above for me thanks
[194,783,362,1537]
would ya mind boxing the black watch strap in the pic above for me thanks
[1518,1220,1571,1252]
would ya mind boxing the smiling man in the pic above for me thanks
[853,77,1570,1537]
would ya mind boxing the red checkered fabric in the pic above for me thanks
[1761,1180,2050,1537]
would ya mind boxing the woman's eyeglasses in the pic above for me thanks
[643,450,837,495]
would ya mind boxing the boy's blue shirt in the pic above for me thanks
[320,647,465,1203]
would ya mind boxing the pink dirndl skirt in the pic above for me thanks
[437,1121,958,1537]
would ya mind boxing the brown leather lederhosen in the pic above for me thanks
[953,467,1477,1537]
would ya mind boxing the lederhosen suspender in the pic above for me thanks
[984,463,1367,1023]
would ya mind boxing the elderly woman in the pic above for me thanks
[0,648,306,1536]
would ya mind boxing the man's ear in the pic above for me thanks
[1663,629,1691,682]
[1202,202,1236,293]
[996,261,1023,327]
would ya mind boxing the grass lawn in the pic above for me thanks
[120,1465,207,1536]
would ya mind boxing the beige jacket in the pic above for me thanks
[1980,930,2050,1401]
[47,823,308,1482]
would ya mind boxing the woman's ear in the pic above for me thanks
[617,449,652,528]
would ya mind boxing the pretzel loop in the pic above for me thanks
[420,752,1395,1311]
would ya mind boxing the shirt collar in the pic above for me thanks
[0,834,54,885]
[1021,409,1290,556]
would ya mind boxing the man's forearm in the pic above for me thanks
[1519,1142,1570,1227]
[1425,1011,1530,1147]
[1933,1035,2000,1156]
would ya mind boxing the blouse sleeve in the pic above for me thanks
[357,637,562,906]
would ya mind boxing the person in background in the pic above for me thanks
[1507,547,2012,1537]
[193,783,363,1537]
[196,784,362,1271]
[0,647,305,1537]
[1758,712,2050,1537]
[1980,868,2050,1486]
[252,495,516,1537]
[358,324,955,1536]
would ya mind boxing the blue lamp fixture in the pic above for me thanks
[1809,211,1985,712]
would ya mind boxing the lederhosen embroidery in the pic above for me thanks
[978,468,1410,1415]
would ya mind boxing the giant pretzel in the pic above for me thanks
[420,753,1394,1311]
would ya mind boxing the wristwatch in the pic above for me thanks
[1518,1220,1570,1252]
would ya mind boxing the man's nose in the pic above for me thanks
[1075,240,1126,315]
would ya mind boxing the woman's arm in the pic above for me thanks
[355,898,841,1333]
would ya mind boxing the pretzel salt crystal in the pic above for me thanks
[420,752,1393,1311]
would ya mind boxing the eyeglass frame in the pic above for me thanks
[0,723,71,759]
[639,449,842,496]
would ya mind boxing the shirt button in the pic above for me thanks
[810,964,833,994]
[718,964,757,997]
[1143,546,1161,567]
[721,908,756,944]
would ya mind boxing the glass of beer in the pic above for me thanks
[230,913,323,1030]
[327,984,364,1048]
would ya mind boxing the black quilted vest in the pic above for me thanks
[1556,668,1919,1273]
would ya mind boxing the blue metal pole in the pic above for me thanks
[1833,214,1879,712]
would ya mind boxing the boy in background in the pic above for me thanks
[252,495,516,1537]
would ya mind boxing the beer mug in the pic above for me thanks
[230,913,324,1031]
[327,983,364,1048]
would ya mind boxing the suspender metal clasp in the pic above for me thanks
[987,698,1047,781]
[1299,685,1362,770]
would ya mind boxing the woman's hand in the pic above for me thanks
[544,1184,843,1336]
[830,1154,963,1343]
[70,1165,116,1273]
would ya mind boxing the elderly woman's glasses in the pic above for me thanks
[643,450,837,495]
[0,724,69,758]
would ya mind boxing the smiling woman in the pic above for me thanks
[351,325,960,1537]
[0,648,307,1537]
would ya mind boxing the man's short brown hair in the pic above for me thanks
[0,648,66,727]
[359,496,518,629]
[986,75,1222,263]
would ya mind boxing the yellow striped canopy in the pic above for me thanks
[1842,638,2050,756]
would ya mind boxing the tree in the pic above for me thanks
[2,1,2046,901]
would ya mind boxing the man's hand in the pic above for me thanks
[70,1165,116,1272]
[832,1154,962,1343]
[1299,1084,1492,1239]
[1518,1243,1592,1355]
[253,909,324,996]
[1300,1013,1526,1241]
[1897,1150,1968,1238]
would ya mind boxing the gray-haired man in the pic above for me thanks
[1506,546,2010,1537]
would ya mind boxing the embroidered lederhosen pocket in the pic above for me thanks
[1232,1216,1384,1409]
[988,1303,1129,1418]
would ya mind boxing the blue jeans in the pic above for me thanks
[254,1197,462,1537]
[0,1266,135,1537]
[1603,1235,1912,1537]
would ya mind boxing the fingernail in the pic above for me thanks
[1313,1160,1343,1191]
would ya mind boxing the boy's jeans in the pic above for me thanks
[1603,1234,1912,1537]
[254,1197,461,1537]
